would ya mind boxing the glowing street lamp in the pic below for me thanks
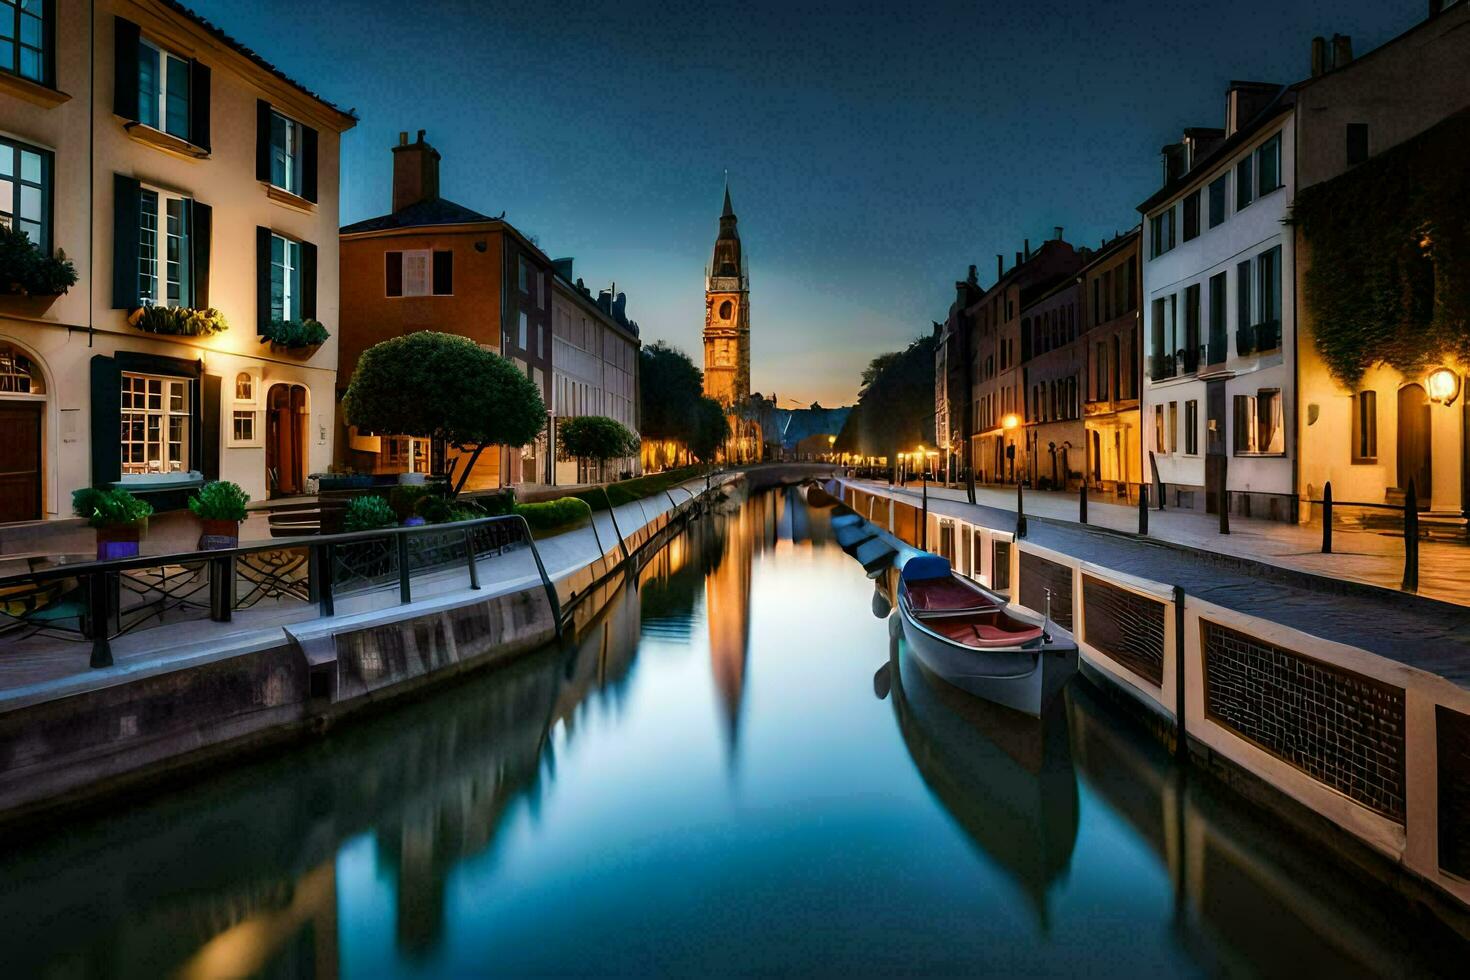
[1427,367,1461,406]
[1001,413,1021,431]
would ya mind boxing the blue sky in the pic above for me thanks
[189,0,1422,405]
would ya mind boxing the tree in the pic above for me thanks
[834,335,938,461]
[689,397,729,464]
[343,331,545,495]
[639,341,703,443]
[560,415,639,481]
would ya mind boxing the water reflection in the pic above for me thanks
[0,485,1464,977]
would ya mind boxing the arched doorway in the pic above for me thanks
[0,343,44,523]
[266,383,308,498]
[1397,383,1431,506]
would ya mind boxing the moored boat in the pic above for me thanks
[897,554,1077,717]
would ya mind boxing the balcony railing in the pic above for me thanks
[1236,320,1281,357]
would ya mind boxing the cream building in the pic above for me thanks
[0,0,353,525]
[549,264,640,485]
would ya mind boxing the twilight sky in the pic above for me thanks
[192,0,1420,407]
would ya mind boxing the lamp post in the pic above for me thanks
[918,445,930,551]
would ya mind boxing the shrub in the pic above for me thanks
[463,489,514,516]
[342,495,397,532]
[263,318,330,349]
[72,486,153,528]
[388,484,432,522]
[188,480,250,522]
[413,494,455,524]
[129,305,229,336]
[514,497,589,532]
[0,224,78,296]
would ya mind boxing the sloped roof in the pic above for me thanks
[340,197,496,234]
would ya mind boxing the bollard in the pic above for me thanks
[1219,489,1230,535]
[88,571,113,669]
[1079,482,1088,524]
[1321,481,1333,554]
[1016,481,1027,538]
[1138,484,1149,535]
[1403,480,1419,592]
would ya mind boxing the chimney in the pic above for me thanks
[1311,36,1327,76]
[1225,82,1281,137]
[1015,251,1023,268]
[1053,226,1063,241]
[1024,239,1031,261]
[552,257,574,280]
[391,129,441,213]
[613,292,627,322]
[997,254,1004,280]
[1331,34,1353,69]
[967,263,977,286]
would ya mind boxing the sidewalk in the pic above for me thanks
[845,478,1470,687]
[886,480,1470,608]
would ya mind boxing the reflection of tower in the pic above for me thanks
[705,493,759,763]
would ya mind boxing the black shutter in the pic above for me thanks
[90,356,122,486]
[432,250,453,295]
[302,125,319,203]
[201,374,221,480]
[112,174,141,309]
[255,100,272,182]
[41,0,56,88]
[257,226,272,332]
[189,60,211,152]
[300,241,318,319]
[113,17,140,120]
[189,200,212,309]
[385,251,403,297]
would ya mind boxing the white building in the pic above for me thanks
[1138,84,1296,521]
[549,264,640,485]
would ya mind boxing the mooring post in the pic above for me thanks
[1016,481,1027,538]
[1321,481,1333,554]
[1403,480,1419,592]
[88,571,113,669]
[1078,481,1087,524]
[1138,484,1148,535]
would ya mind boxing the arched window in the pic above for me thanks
[719,300,733,320]
[0,344,43,394]
[235,371,253,401]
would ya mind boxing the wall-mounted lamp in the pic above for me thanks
[1427,367,1461,406]
[1001,413,1021,430]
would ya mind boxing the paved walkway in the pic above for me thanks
[844,479,1470,687]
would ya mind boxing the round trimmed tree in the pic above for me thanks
[559,415,639,483]
[343,331,546,495]
[689,396,729,464]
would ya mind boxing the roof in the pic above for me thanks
[1076,226,1141,275]
[339,197,496,234]
[551,272,641,342]
[157,1,355,125]
[1136,87,1293,214]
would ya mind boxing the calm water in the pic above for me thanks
[2,486,1465,978]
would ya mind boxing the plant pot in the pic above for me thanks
[402,516,427,527]
[0,291,61,317]
[267,340,324,359]
[199,518,241,551]
[398,472,427,486]
[96,524,141,561]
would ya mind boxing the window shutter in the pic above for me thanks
[113,17,140,120]
[302,125,319,203]
[189,200,212,309]
[385,251,403,297]
[189,60,211,152]
[90,356,122,485]
[201,374,221,480]
[112,174,141,309]
[41,0,57,88]
[432,250,453,295]
[300,241,318,319]
[256,226,272,333]
[255,100,272,182]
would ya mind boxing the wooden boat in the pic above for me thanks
[897,554,1077,717]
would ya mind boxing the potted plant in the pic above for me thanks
[0,224,78,315]
[261,317,330,355]
[72,486,153,560]
[188,480,250,549]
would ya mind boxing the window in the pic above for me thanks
[1346,123,1368,167]
[269,110,302,195]
[0,137,48,251]
[138,187,190,308]
[1095,341,1108,400]
[518,312,528,350]
[1208,175,1227,228]
[0,343,41,393]
[234,371,253,401]
[1208,271,1227,361]
[232,410,255,442]
[270,233,301,322]
[1183,283,1201,371]
[138,37,190,140]
[719,299,732,320]
[1235,154,1254,210]
[1,0,46,83]
[1236,259,1252,336]
[1154,404,1165,452]
[1149,207,1175,258]
[1185,400,1198,454]
[1255,133,1281,195]
[1168,401,1178,452]
[1257,245,1281,338]
[385,250,451,297]
[518,256,529,293]
[1233,389,1284,455]
[1183,190,1200,242]
[121,373,189,474]
[1352,390,1377,462]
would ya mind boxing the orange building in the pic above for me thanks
[337,131,555,489]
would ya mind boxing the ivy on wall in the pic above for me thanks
[1292,110,1470,389]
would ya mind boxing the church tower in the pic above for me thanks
[703,184,750,409]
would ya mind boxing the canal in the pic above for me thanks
[1,485,1464,977]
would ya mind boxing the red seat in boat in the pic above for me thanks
[905,577,995,612]
[924,615,1043,649]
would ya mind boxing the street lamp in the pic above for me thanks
[1428,367,1461,406]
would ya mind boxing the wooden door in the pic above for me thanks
[1398,383,1432,506]
[266,384,307,498]
[0,401,41,522]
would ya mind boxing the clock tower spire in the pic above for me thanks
[703,181,750,410]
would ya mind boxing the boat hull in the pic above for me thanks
[899,605,1077,718]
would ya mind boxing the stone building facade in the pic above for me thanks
[1079,229,1142,499]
